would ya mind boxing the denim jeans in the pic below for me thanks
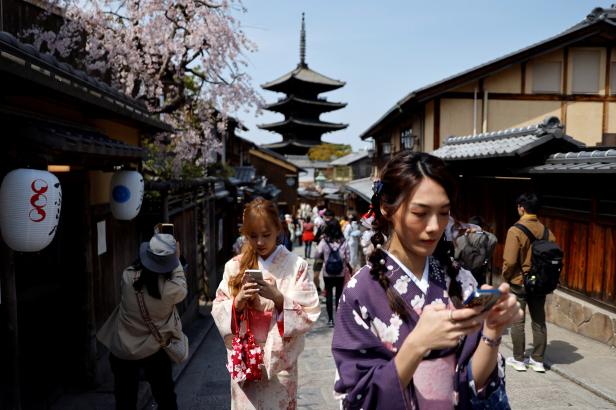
[510,284,547,362]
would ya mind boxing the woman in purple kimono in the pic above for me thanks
[332,151,522,409]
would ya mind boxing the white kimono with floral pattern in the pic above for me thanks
[212,246,320,410]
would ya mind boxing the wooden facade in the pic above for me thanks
[362,6,616,163]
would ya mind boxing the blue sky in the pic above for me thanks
[234,1,604,150]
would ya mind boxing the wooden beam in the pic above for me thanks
[434,98,441,150]
[1,246,21,410]
[562,47,569,124]
[603,47,612,134]
[440,91,616,102]
[521,62,527,95]
[248,148,298,173]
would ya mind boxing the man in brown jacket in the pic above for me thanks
[502,193,555,373]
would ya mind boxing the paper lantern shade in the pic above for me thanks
[110,171,144,220]
[0,169,63,252]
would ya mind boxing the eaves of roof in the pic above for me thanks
[258,117,348,130]
[529,149,616,173]
[261,64,345,90]
[0,31,172,133]
[359,17,615,140]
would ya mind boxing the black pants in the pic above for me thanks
[109,349,178,410]
[324,276,344,321]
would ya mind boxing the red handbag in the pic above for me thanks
[227,299,264,383]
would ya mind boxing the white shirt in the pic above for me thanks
[383,250,430,294]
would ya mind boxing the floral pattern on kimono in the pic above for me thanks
[212,246,320,410]
[332,256,506,410]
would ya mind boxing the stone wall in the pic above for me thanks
[546,290,616,347]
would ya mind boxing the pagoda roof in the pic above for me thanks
[264,95,346,114]
[261,65,345,94]
[262,139,323,156]
[258,117,348,133]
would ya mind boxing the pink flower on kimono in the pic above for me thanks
[431,298,445,306]
[371,314,403,351]
[393,275,411,295]
[353,309,369,330]
[346,275,358,288]
[411,294,425,314]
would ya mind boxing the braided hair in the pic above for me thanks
[368,151,463,321]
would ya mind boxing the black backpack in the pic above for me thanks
[325,241,344,275]
[453,231,498,271]
[514,223,563,295]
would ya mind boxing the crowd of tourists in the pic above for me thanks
[98,150,562,409]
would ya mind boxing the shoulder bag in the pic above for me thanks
[135,287,189,364]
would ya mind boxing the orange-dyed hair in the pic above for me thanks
[229,197,282,297]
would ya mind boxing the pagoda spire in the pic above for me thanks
[300,13,306,67]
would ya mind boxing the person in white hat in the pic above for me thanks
[97,233,187,410]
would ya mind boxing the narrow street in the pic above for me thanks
[172,246,616,409]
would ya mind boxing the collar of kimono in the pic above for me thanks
[258,245,283,270]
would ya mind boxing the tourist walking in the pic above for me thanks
[212,197,320,410]
[332,151,522,409]
[301,217,315,259]
[503,193,555,373]
[97,233,187,410]
[315,221,351,327]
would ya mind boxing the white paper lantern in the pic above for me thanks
[110,170,144,220]
[0,169,63,252]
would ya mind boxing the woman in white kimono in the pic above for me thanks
[212,197,320,410]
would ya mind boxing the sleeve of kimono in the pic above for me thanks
[501,227,521,282]
[161,266,187,305]
[332,285,411,410]
[467,353,509,409]
[280,259,320,338]
[212,259,239,339]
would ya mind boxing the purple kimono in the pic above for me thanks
[332,255,507,410]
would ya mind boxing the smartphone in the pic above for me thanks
[155,223,174,236]
[462,289,501,312]
[245,269,263,282]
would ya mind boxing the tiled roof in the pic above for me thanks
[530,149,616,173]
[330,151,369,166]
[0,31,170,132]
[262,66,345,90]
[258,117,348,131]
[284,155,331,170]
[344,177,373,203]
[432,117,584,161]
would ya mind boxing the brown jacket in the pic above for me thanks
[502,215,556,285]
[97,265,187,360]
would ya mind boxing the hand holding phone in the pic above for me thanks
[462,288,501,313]
[155,223,175,236]
[245,269,263,282]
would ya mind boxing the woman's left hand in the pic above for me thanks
[253,277,284,311]
[481,282,523,337]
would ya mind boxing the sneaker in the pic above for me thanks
[527,358,546,373]
[327,320,335,328]
[506,357,527,372]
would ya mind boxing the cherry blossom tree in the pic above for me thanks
[24,0,261,174]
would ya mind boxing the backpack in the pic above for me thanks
[325,241,344,275]
[453,231,498,271]
[514,223,563,295]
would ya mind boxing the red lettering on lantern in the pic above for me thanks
[29,179,49,223]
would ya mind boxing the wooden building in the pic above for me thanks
[259,14,347,155]
[361,5,616,166]
[0,29,173,408]
[433,117,616,346]
[329,151,372,183]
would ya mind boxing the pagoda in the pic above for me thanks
[259,14,347,155]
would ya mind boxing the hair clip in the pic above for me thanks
[379,259,385,265]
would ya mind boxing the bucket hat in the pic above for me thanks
[139,233,180,273]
